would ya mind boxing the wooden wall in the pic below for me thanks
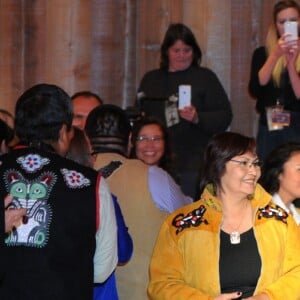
[0,0,286,136]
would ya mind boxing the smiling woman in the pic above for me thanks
[148,131,300,300]
[130,116,179,182]
[135,131,164,165]
[132,121,165,166]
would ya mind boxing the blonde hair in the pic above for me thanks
[265,1,300,86]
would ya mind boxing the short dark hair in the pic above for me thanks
[15,83,73,144]
[259,142,300,195]
[160,23,202,69]
[199,132,256,196]
[85,104,131,156]
[71,91,103,105]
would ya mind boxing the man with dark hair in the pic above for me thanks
[71,91,103,130]
[0,84,117,299]
[85,104,191,300]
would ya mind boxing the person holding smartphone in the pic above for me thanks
[249,0,300,162]
[137,23,232,199]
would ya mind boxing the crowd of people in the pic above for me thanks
[0,1,300,299]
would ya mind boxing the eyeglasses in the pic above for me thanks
[230,159,262,168]
[136,136,163,143]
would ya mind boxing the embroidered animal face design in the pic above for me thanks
[4,170,55,247]
[10,180,48,205]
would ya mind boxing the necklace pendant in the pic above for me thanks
[230,231,240,244]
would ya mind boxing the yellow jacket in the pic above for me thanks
[148,184,300,300]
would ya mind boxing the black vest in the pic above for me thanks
[0,147,99,300]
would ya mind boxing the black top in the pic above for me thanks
[219,228,261,298]
[138,65,232,170]
[248,46,300,125]
[0,147,99,300]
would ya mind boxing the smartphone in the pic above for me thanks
[284,21,298,41]
[178,85,191,109]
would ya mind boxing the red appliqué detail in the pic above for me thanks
[172,205,208,234]
[258,204,288,224]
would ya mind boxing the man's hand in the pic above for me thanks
[4,195,26,233]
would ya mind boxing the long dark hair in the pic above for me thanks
[199,132,256,196]
[160,23,202,69]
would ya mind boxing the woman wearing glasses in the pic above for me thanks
[130,117,179,181]
[148,132,300,300]
[130,116,193,202]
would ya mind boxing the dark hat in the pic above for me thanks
[85,104,131,154]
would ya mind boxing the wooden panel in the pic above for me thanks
[119,0,137,107]
[43,0,86,94]
[137,0,183,85]
[91,1,129,106]
[137,1,164,81]
[231,0,256,135]
[0,0,23,115]
[23,0,47,88]
[0,0,296,136]
[183,0,231,97]
[66,0,93,94]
